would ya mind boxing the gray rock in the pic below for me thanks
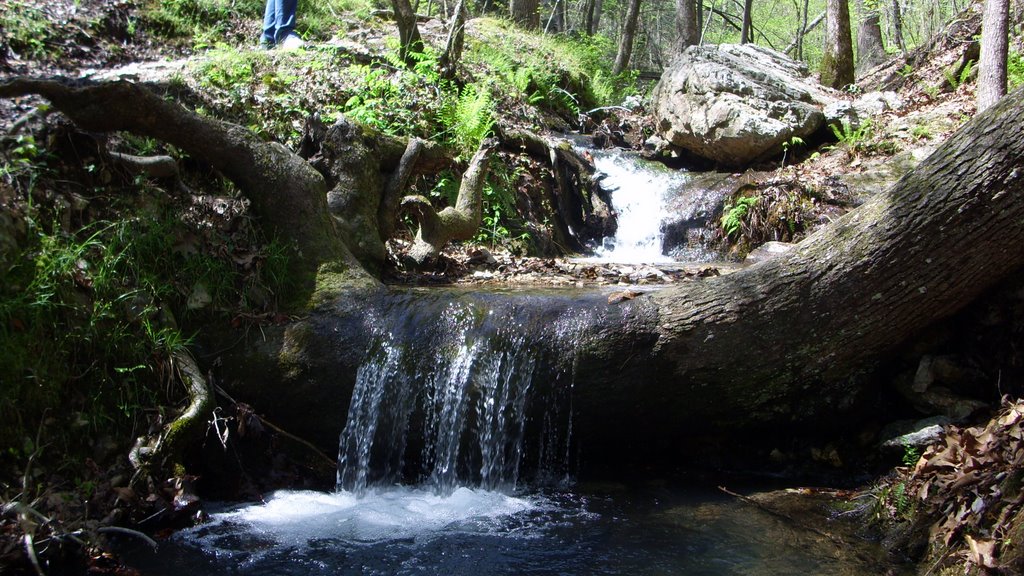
[744,241,796,264]
[824,90,902,131]
[880,416,951,450]
[652,44,837,166]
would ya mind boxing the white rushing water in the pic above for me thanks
[181,487,539,554]
[585,148,689,264]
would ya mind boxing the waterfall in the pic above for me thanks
[337,291,595,495]
[586,148,690,264]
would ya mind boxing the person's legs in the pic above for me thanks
[261,0,278,46]
[273,0,298,43]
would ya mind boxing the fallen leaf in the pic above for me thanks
[965,535,997,568]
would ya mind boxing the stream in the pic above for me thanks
[121,149,908,575]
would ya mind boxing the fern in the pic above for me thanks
[720,196,759,239]
[438,83,495,158]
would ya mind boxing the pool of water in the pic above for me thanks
[120,481,909,576]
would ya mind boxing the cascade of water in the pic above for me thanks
[337,292,596,495]
[586,148,690,264]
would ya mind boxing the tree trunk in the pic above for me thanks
[676,0,700,49]
[439,0,468,77]
[977,0,1010,111]
[856,0,887,74]
[740,0,754,43]
[891,0,906,52]
[392,0,425,66]
[612,0,643,74]
[821,0,855,88]
[510,0,539,28]
[219,86,1024,463]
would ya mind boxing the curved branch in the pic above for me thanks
[401,140,495,266]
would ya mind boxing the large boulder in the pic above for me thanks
[652,44,837,166]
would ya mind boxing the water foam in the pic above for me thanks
[180,487,540,555]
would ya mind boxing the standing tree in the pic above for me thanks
[856,0,887,74]
[392,0,423,66]
[510,0,540,28]
[891,0,906,52]
[740,0,754,43]
[612,0,644,74]
[977,0,1010,111]
[582,0,604,34]
[821,0,855,88]
[676,0,700,49]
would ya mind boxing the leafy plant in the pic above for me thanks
[1009,49,1024,90]
[720,195,759,239]
[780,135,805,169]
[943,59,974,90]
[438,83,495,159]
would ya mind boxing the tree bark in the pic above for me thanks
[510,0,539,28]
[612,0,643,74]
[856,0,887,74]
[676,0,700,49]
[740,0,754,43]
[821,0,855,88]
[392,0,425,66]
[977,0,1010,111]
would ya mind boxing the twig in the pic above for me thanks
[23,534,45,576]
[98,526,159,552]
[717,486,846,546]
[583,105,633,115]
[214,385,336,469]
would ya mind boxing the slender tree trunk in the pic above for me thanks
[977,0,1010,111]
[821,0,855,88]
[856,0,887,74]
[676,0,700,49]
[510,0,540,28]
[392,0,424,66]
[891,0,906,52]
[612,0,643,74]
[439,0,468,78]
[740,0,754,43]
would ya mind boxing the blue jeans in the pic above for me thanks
[261,0,297,45]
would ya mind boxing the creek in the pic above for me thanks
[122,151,906,575]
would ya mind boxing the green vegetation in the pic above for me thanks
[720,195,759,239]
[1009,50,1024,90]
[942,59,974,90]
[0,3,61,59]
[0,140,289,474]
[140,0,364,46]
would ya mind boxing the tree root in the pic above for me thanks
[402,138,496,267]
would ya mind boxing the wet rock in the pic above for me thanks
[652,44,837,166]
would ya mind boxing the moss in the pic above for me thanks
[278,322,313,380]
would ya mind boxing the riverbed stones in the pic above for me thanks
[651,44,837,166]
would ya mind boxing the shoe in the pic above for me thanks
[278,34,305,51]
[259,40,274,50]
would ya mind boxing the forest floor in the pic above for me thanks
[2,0,1023,574]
